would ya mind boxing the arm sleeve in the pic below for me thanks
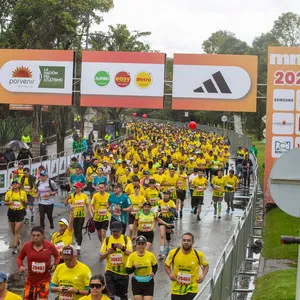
[126,266,136,274]
[152,264,158,274]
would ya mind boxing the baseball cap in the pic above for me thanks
[74,182,83,189]
[62,245,77,256]
[59,218,69,226]
[109,154,113,157]
[103,160,108,163]
[11,180,19,184]
[144,170,150,175]
[143,201,151,207]
[163,190,171,195]
[0,272,8,283]
[18,161,24,165]
[111,222,123,232]
[40,170,47,176]
[135,235,147,244]
[189,157,194,160]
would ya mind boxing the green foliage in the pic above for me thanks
[263,207,299,260]
[89,24,151,52]
[202,30,250,54]
[272,12,300,46]
[252,268,297,300]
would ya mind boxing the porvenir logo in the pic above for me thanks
[135,71,152,88]
[9,66,35,85]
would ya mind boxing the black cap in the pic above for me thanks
[163,190,171,195]
[111,222,123,232]
[135,235,147,243]
[143,201,151,207]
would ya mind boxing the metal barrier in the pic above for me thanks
[194,155,258,300]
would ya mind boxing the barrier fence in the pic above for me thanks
[194,155,258,299]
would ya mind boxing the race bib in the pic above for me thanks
[24,185,31,192]
[110,253,123,265]
[227,184,232,188]
[12,201,21,209]
[215,185,220,191]
[75,200,85,208]
[32,262,46,273]
[177,181,183,186]
[98,209,107,216]
[213,166,219,170]
[55,242,64,252]
[42,193,50,200]
[142,223,152,231]
[177,272,191,285]
[151,206,159,214]
[168,187,175,192]
[161,206,169,213]
[132,207,139,214]
[60,292,73,300]
[92,174,97,178]
[197,186,203,192]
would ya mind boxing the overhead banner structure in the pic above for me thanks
[172,54,258,112]
[80,51,166,108]
[264,46,300,204]
[0,49,74,106]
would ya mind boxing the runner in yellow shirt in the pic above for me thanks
[165,233,209,300]
[79,274,110,300]
[176,166,188,219]
[0,272,22,300]
[224,169,239,213]
[144,179,161,216]
[211,170,226,219]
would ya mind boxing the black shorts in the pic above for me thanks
[94,220,109,231]
[176,189,186,201]
[191,196,204,207]
[128,214,136,225]
[158,217,173,226]
[7,209,26,223]
[105,270,129,298]
[137,230,154,243]
[171,293,197,300]
[132,277,154,296]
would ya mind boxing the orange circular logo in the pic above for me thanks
[135,71,152,89]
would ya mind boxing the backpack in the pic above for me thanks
[83,218,96,239]
[105,235,128,248]
[36,179,57,192]
[171,247,201,266]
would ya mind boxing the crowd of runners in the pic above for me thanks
[1,121,253,300]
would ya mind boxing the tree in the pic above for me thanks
[272,12,300,47]
[202,30,251,54]
[3,0,114,153]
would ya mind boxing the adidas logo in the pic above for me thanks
[194,71,231,94]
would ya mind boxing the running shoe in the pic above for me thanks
[12,248,18,255]
[214,208,217,216]
[197,215,201,221]
[226,208,230,214]
[174,212,178,220]
[193,207,197,215]
[24,219,29,224]
[218,215,221,219]
[158,250,165,259]
[31,216,34,223]
[231,207,235,212]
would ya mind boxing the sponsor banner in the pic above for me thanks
[172,54,258,112]
[50,158,59,178]
[0,170,7,194]
[59,156,67,175]
[9,104,49,111]
[0,49,74,106]
[264,46,300,204]
[80,51,165,108]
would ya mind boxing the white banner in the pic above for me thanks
[59,157,67,175]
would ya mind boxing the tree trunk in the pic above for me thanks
[32,105,41,159]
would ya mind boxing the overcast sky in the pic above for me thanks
[94,0,300,57]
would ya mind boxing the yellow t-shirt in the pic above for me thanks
[159,199,176,219]
[135,210,157,232]
[191,177,208,197]
[165,248,209,295]
[100,234,133,275]
[177,173,188,190]
[22,177,36,196]
[5,190,27,210]
[125,184,145,196]
[161,175,178,199]
[5,291,22,300]
[211,176,225,197]
[128,194,145,215]
[86,165,99,183]
[91,192,110,222]
[51,228,73,254]
[224,175,239,193]
[126,251,157,276]
[79,294,110,300]
[51,261,92,300]
[68,193,89,218]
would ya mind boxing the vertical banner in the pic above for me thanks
[172,54,258,112]
[0,49,74,106]
[264,47,300,204]
[80,51,166,108]
[0,170,7,194]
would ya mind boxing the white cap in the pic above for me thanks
[109,154,113,157]
[59,218,69,226]
[189,157,194,160]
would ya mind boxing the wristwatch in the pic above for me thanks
[76,290,80,295]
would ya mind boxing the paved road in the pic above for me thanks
[0,174,253,299]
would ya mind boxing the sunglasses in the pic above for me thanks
[90,284,102,289]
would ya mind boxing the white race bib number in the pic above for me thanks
[161,206,169,213]
[98,209,106,216]
[197,186,203,192]
[168,187,175,192]
[12,201,21,209]
[32,262,46,273]
[75,200,85,208]
[60,292,73,300]
[110,253,123,265]
[142,223,152,231]
[24,185,31,192]
[177,272,191,285]
[55,242,64,252]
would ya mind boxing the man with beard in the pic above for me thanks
[164,232,209,300]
